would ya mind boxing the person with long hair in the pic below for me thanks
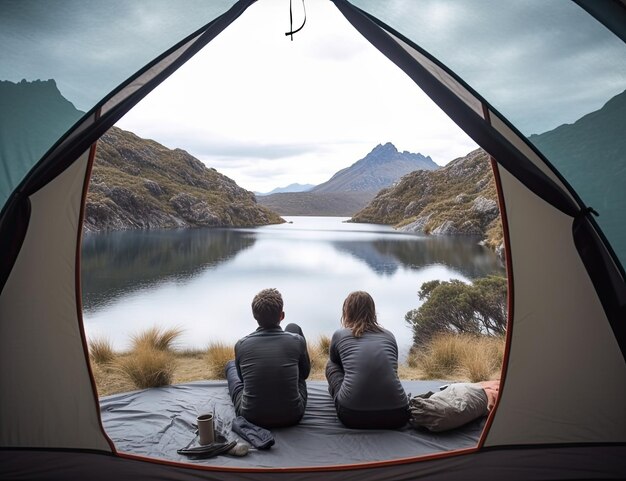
[325,291,409,429]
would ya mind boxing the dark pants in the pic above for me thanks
[325,360,409,430]
[226,323,307,412]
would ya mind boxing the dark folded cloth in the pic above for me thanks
[232,416,275,450]
[177,434,237,459]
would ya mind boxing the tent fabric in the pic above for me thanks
[484,165,626,445]
[0,0,241,211]
[100,380,485,468]
[1,0,626,479]
[0,1,254,450]
[0,0,256,293]
[346,0,626,274]
[2,445,626,481]
[0,149,112,450]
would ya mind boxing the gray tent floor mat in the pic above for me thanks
[100,380,486,468]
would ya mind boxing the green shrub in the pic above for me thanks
[406,276,507,348]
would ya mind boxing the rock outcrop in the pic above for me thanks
[352,149,503,251]
[85,127,283,232]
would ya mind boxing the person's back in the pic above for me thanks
[225,288,310,428]
[235,326,308,427]
[325,291,409,429]
[329,327,407,412]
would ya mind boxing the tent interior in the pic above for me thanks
[1,0,625,479]
[100,380,487,467]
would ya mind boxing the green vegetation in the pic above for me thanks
[406,275,507,348]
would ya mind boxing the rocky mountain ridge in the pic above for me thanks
[311,142,438,194]
[258,142,438,216]
[352,149,503,253]
[352,88,626,256]
[85,127,283,232]
[257,183,315,196]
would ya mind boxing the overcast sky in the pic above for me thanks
[116,0,478,193]
[4,0,623,194]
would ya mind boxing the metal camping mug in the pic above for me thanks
[197,413,215,445]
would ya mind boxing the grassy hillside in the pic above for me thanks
[86,127,283,231]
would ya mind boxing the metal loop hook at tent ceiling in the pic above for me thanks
[285,0,307,40]
[575,206,600,220]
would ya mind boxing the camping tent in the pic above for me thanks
[1,0,625,479]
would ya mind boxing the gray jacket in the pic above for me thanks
[329,327,408,411]
[235,327,310,427]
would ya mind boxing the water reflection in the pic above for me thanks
[332,236,502,278]
[82,228,256,311]
[81,217,505,353]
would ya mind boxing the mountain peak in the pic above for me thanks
[371,142,398,155]
[311,143,438,194]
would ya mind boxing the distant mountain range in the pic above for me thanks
[352,88,626,254]
[313,142,437,193]
[86,127,283,231]
[257,143,438,216]
[256,183,315,196]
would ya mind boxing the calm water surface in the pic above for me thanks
[82,216,505,357]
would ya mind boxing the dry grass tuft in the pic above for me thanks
[205,342,235,380]
[91,328,506,396]
[460,335,505,382]
[306,335,333,379]
[418,334,466,379]
[317,335,331,356]
[415,333,504,382]
[89,337,116,365]
[116,346,176,389]
[406,346,421,368]
[130,326,184,352]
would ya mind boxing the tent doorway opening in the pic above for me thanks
[4,0,626,478]
[80,0,509,469]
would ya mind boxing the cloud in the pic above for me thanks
[0,0,231,109]
[7,0,621,192]
[357,0,626,134]
[115,0,480,193]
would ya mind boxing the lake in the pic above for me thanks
[81,216,505,358]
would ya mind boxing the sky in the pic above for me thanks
[3,0,624,193]
[115,0,478,193]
